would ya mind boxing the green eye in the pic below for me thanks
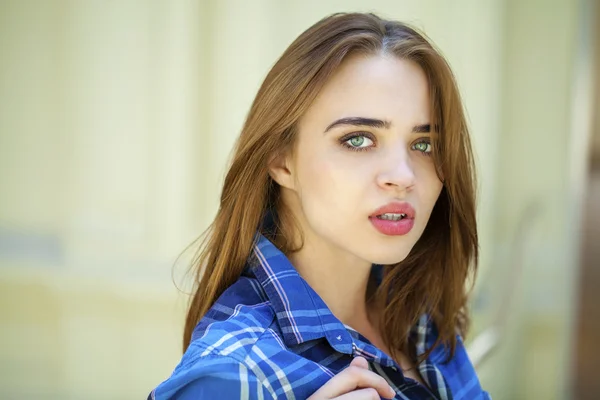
[349,136,365,147]
[412,140,432,154]
[341,134,374,151]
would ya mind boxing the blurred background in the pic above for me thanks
[0,0,598,399]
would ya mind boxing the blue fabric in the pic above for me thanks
[150,234,490,399]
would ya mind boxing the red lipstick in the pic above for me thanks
[369,202,415,236]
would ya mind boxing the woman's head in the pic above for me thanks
[269,52,443,267]
[185,13,478,360]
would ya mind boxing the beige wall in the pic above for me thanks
[593,7,600,165]
[0,0,591,398]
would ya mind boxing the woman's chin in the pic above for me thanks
[367,249,412,266]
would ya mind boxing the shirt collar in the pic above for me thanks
[244,234,450,384]
[245,233,355,353]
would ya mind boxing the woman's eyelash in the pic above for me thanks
[411,138,432,156]
[339,133,375,152]
[339,133,433,155]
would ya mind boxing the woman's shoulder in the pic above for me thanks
[191,275,279,354]
[150,277,289,399]
[413,315,490,399]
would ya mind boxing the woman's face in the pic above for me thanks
[273,53,443,265]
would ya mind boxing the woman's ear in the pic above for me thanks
[268,153,295,190]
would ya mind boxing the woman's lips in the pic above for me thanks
[368,201,415,236]
[369,201,415,219]
[369,215,414,235]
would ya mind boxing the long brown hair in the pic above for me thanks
[183,12,478,363]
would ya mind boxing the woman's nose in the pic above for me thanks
[375,149,416,192]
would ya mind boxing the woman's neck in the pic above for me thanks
[287,233,374,327]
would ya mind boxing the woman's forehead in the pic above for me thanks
[301,54,432,129]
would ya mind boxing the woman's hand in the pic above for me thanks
[307,356,396,399]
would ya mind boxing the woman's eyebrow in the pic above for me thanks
[324,117,433,134]
[412,124,431,133]
[324,117,391,133]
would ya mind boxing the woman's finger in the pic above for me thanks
[333,387,384,400]
[349,356,369,369]
[308,358,395,399]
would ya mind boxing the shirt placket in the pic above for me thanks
[350,337,441,400]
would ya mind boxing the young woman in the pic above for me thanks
[150,12,490,400]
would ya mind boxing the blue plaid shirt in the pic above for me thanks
[150,234,490,399]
